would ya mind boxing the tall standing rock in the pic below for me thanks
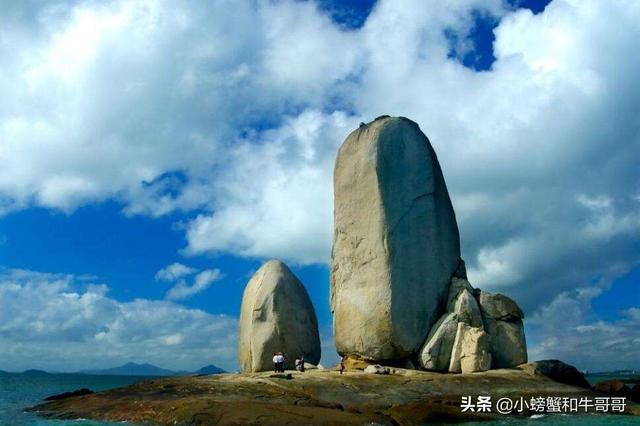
[238,260,321,372]
[331,116,461,361]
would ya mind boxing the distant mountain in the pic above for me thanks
[77,362,225,376]
[22,369,50,375]
[587,369,639,376]
[192,364,226,375]
[79,362,177,376]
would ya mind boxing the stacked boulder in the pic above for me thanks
[478,291,527,368]
[419,266,527,373]
[238,260,321,372]
[331,116,528,373]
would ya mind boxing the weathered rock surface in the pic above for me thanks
[446,277,474,312]
[454,258,467,279]
[33,368,637,425]
[483,316,527,368]
[364,364,395,375]
[474,289,527,368]
[594,380,639,402]
[340,355,373,370]
[449,323,492,373]
[304,363,322,370]
[418,313,458,371]
[238,260,320,372]
[518,360,590,389]
[44,388,94,401]
[453,289,483,328]
[331,116,461,361]
[478,291,524,321]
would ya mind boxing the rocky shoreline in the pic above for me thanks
[30,366,640,425]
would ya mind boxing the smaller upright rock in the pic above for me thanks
[449,323,492,374]
[446,277,474,312]
[418,313,458,371]
[453,289,483,328]
[238,260,321,372]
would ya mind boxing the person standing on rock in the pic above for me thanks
[274,352,285,372]
[273,353,279,373]
[339,357,345,375]
[296,355,305,372]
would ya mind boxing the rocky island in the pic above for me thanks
[29,117,640,424]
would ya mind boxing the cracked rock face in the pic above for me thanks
[478,291,524,321]
[238,260,321,372]
[453,289,483,328]
[330,116,461,361]
[477,290,527,368]
[418,312,459,371]
[483,316,527,368]
[449,322,492,374]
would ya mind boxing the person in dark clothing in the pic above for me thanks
[296,355,305,372]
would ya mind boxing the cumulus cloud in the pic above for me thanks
[0,0,359,216]
[527,287,640,371]
[155,262,197,282]
[155,262,223,300]
[183,110,352,264]
[2,0,640,369]
[165,268,223,300]
[0,268,237,372]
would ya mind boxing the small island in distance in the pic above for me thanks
[79,362,225,376]
[1,362,225,377]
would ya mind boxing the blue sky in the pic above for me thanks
[0,0,638,373]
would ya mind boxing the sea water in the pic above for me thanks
[0,372,150,425]
[1,372,638,425]
[457,414,640,425]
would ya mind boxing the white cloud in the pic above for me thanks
[0,0,359,216]
[0,0,639,353]
[165,269,223,301]
[527,287,640,371]
[0,268,237,372]
[155,262,197,282]
[155,262,224,300]
[183,110,352,264]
